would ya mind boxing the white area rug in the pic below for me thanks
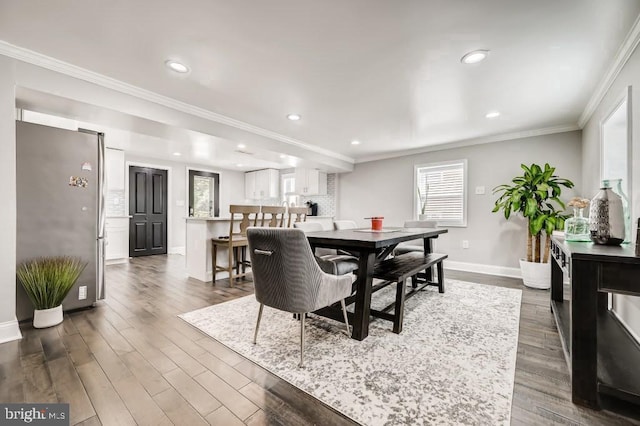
[179,280,522,425]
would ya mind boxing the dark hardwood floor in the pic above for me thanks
[1,255,638,425]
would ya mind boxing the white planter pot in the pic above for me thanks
[519,259,551,290]
[33,305,63,328]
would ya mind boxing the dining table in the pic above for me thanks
[306,227,448,340]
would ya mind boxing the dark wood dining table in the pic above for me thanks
[306,227,448,340]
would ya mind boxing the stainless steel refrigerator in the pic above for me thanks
[16,120,105,321]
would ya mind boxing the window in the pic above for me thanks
[281,173,297,206]
[415,160,467,226]
[189,170,220,217]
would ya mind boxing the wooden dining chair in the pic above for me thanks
[260,206,287,228]
[211,205,261,285]
[287,206,309,227]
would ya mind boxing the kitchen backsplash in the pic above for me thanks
[106,189,126,216]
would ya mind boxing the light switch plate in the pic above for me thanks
[176,200,185,206]
[475,186,485,195]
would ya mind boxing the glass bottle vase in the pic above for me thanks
[565,207,590,241]
[602,179,631,243]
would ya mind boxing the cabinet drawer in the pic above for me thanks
[599,262,640,294]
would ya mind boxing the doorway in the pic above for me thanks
[129,166,168,257]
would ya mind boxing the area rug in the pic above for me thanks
[179,280,522,425]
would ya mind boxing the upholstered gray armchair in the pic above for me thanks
[247,227,352,367]
[293,221,359,276]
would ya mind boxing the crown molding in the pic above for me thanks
[578,13,640,128]
[0,40,354,164]
[355,124,580,164]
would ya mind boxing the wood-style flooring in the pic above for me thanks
[1,254,638,425]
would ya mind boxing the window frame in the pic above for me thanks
[281,173,297,206]
[188,169,220,218]
[413,159,468,227]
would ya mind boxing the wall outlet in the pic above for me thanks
[462,240,469,249]
[78,286,87,300]
[475,186,485,195]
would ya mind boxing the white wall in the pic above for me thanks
[338,132,582,274]
[125,154,246,253]
[582,43,640,341]
[0,56,21,342]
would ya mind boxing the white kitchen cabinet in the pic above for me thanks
[105,148,125,191]
[245,169,279,199]
[245,171,257,199]
[294,168,327,195]
[105,217,129,262]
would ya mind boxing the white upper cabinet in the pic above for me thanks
[294,168,327,195]
[245,169,279,199]
[105,148,125,191]
[245,170,257,199]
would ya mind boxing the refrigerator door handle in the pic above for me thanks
[97,237,106,300]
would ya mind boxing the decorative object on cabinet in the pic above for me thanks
[589,185,624,245]
[17,256,87,328]
[564,197,591,242]
[636,218,640,256]
[603,178,631,243]
[492,163,574,289]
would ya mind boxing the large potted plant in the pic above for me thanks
[492,163,574,289]
[16,256,86,328]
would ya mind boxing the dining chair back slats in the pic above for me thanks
[287,206,310,227]
[260,206,287,228]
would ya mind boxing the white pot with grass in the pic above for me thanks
[17,256,86,328]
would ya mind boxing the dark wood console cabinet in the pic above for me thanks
[550,236,640,413]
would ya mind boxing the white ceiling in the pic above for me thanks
[2,0,640,168]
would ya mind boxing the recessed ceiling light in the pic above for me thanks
[485,111,501,119]
[165,59,189,73]
[172,152,182,156]
[351,140,361,145]
[461,50,489,64]
[236,163,243,167]
[287,114,301,121]
[237,143,246,149]
[279,154,286,159]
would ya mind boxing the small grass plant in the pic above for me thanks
[17,256,86,310]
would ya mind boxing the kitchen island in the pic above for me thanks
[185,217,233,282]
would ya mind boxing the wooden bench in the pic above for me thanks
[371,252,448,333]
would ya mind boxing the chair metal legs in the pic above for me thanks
[253,303,264,344]
[255,305,348,368]
[299,312,306,368]
[340,299,350,336]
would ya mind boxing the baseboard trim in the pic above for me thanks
[105,258,129,265]
[0,320,22,343]
[169,246,186,256]
[444,260,522,279]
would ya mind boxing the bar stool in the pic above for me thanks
[260,206,287,228]
[287,206,309,227]
[211,205,260,284]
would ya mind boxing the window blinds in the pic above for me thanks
[416,162,465,225]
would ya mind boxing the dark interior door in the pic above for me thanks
[129,166,168,257]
